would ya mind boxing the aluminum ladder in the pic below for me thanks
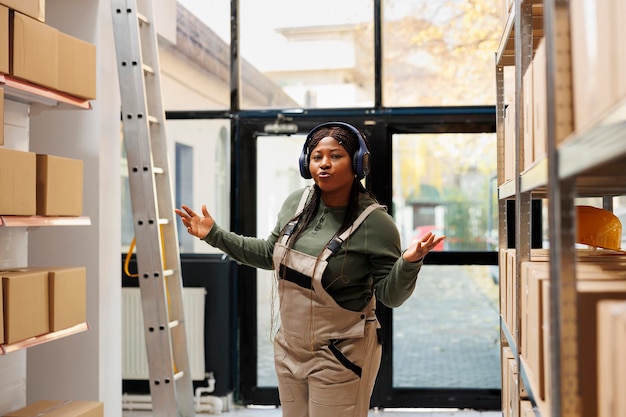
[110,1,195,416]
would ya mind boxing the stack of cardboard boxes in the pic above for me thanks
[0,1,102,416]
[0,149,84,217]
[1,266,87,346]
[0,0,96,99]
[0,0,96,145]
[501,248,626,417]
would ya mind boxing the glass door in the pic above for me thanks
[245,126,500,409]
[255,133,311,390]
[373,131,500,409]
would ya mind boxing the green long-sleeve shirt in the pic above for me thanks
[203,187,423,311]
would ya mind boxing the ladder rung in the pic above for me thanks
[142,64,155,75]
[137,12,149,25]
[113,1,195,414]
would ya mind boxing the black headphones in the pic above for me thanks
[299,122,371,180]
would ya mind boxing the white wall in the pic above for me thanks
[0,1,121,416]
[0,1,187,415]
[27,0,122,411]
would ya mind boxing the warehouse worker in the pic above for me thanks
[175,121,445,417]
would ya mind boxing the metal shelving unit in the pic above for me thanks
[496,0,577,416]
[0,323,89,355]
[0,74,91,110]
[498,0,626,416]
[1,66,93,353]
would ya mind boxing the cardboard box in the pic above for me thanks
[616,309,626,417]
[36,154,83,216]
[0,278,3,344]
[0,0,44,22]
[541,279,552,411]
[542,280,626,417]
[503,101,516,182]
[523,260,626,402]
[570,0,618,132]
[1,269,49,344]
[617,0,626,102]
[49,267,86,331]
[578,280,626,417]
[0,87,4,146]
[57,32,96,100]
[597,300,626,417]
[522,63,533,171]
[499,249,508,331]
[521,261,550,400]
[507,356,519,417]
[520,400,535,417]
[501,347,514,415]
[11,11,58,90]
[532,39,546,162]
[0,148,36,215]
[4,400,104,417]
[506,249,517,340]
[0,5,8,74]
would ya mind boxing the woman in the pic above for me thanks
[175,121,445,417]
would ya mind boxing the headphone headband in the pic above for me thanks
[299,122,371,179]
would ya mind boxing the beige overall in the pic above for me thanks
[272,190,384,417]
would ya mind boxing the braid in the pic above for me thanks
[287,186,321,249]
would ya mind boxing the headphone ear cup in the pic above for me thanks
[361,152,371,177]
[299,145,312,179]
[353,147,371,179]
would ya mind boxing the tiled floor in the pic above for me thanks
[225,406,501,416]
[124,407,502,416]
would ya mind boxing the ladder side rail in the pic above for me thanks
[135,2,195,414]
[111,1,194,416]
[136,0,187,328]
[111,0,174,389]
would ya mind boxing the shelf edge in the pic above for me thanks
[0,322,90,355]
[0,74,91,110]
[0,216,91,227]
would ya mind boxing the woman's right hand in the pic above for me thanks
[174,204,215,239]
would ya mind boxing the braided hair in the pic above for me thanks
[287,125,378,249]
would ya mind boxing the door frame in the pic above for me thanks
[223,106,502,409]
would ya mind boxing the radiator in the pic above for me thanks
[122,287,207,381]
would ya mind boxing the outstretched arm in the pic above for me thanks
[175,204,214,239]
[402,231,446,263]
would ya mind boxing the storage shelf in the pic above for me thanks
[0,322,89,355]
[496,4,516,66]
[0,216,91,227]
[500,98,626,199]
[520,158,548,195]
[0,74,91,110]
[495,1,545,67]
[499,179,515,199]
[559,97,626,189]
[501,317,542,414]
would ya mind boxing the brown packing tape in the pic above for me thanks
[32,401,71,417]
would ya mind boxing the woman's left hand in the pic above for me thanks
[402,232,446,263]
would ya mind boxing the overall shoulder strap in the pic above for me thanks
[320,203,385,260]
[280,186,314,244]
[295,186,313,215]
